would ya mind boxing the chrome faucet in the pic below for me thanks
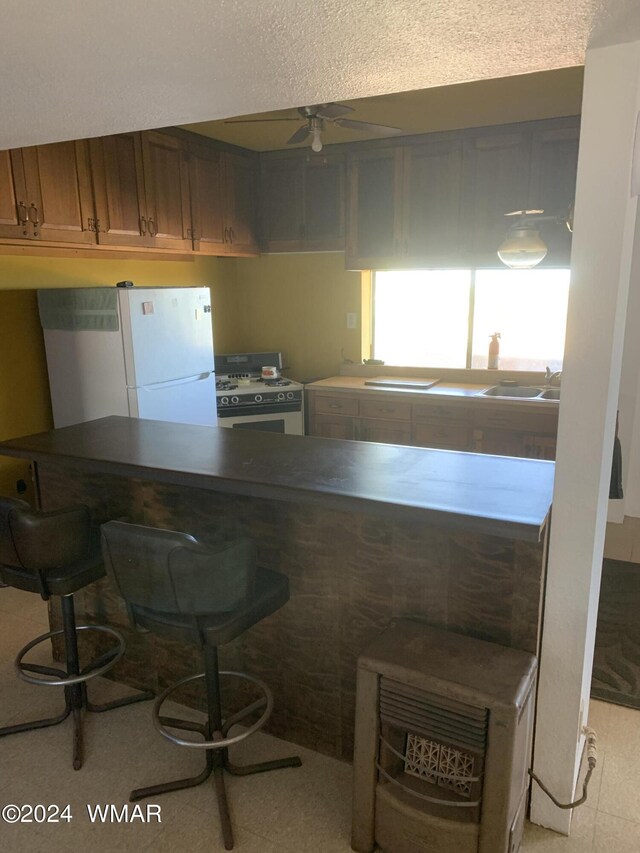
[544,366,562,386]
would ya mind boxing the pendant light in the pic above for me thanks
[497,208,572,270]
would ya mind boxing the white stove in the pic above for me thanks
[214,352,304,435]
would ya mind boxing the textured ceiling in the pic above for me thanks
[1,0,638,151]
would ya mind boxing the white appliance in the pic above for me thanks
[38,286,217,428]
[215,352,304,435]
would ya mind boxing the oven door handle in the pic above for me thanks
[217,402,302,417]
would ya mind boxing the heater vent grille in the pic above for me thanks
[379,677,488,754]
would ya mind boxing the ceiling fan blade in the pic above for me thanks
[315,102,355,119]
[334,118,403,136]
[224,118,302,124]
[287,125,311,145]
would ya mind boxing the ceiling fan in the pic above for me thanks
[225,103,403,152]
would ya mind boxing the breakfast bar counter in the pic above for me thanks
[0,416,554,758]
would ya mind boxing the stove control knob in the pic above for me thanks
[277,393,285,401]
[286,392,294,400]
[220,396,229,405]
[255,394,263,403]
[231,396,239,404]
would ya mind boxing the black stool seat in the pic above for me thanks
[0,529,103,597]
[101,520,302,851]
[0,497,152,770]
[132,567,289,647]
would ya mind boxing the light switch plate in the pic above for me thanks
[142,301,154,315]
[347,312,357,329]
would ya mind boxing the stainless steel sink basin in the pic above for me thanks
[482,386,543,398]
[480,385,560,401]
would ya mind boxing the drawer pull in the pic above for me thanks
[329,403,342,409]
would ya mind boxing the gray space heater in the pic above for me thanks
[351,619,537,853]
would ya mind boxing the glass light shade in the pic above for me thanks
[497,227,548,269]
[311,127,323,153]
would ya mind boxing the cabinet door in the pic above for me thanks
[21,140,96,244]
[346,147,403,269]
[311,413,357,440]
[224,152,259,255]
[359,418,412,445]
[413,421,470,450]
[141,131,192,251]
[188,142,226,254]
[471,427,525,457]
[260,158,304,251]
[89,133,150,248]
[302,153,345,250]
[528,124,580,264]
[0,150,30,240]
[460,131,531,265]
[403,139,463,265]
[522,434,557,460]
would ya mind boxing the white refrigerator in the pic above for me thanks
[38,286,217,428]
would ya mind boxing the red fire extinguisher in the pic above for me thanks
[488,333,501,369]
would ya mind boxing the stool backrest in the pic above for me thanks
[100,521,257,616]
[0,497,91,571]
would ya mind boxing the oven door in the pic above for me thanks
[217,408,304,435]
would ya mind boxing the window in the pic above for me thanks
[372,268,570,371]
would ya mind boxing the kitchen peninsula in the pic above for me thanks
[0,416,554,759]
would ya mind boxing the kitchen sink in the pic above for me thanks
[538,388,561,400]
[481,385,560,401]
[481,386,544,398]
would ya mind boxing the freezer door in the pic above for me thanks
[119,287,214,387]
[129,372,218,427]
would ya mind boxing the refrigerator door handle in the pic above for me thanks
[129,371,213,391]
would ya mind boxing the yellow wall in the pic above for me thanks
[0,253,238,498]
[231,253,362,381]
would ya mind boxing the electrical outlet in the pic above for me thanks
[346,312,357,329]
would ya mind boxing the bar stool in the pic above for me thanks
[0,497,152,769]
[100,520,302,851]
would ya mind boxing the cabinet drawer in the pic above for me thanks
[474,407,557,433]
[413,422,470,450]
[360,398,411,421]
[413,402,469,423]
[359,419,412,445]
[314,394,359,416]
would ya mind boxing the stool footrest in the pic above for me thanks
[153,670,274,750]
[15,624,126,687]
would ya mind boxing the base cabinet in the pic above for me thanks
[307,389,558,459]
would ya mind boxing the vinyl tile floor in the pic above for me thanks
[1,587,639,852]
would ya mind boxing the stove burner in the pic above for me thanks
[216,380,238,391]
[264,379,291,387]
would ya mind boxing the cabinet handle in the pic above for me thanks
[223,226,229,243]
[29,204,40,226]
[229,227,235,243]
[140,216,147,235]
[148,218,156,237]
[329,403,342,409]
[17,202,29,225]
[380,407,395,413]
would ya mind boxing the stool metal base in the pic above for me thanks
[0,594,153,770]
[130,646,302,851]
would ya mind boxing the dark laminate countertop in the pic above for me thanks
[0,416,554,541]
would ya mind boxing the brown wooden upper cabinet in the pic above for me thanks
[345,116,579,270]
[346,147,403,269]
[459,130,532,265]
[140,131,193,252]
[188,143,258,256]
[224,152,259,255]
[260,152,345,252]
[0,150,29,240]
[15,141,96,245]
[92,130,193,252]
[89,132,150,248]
